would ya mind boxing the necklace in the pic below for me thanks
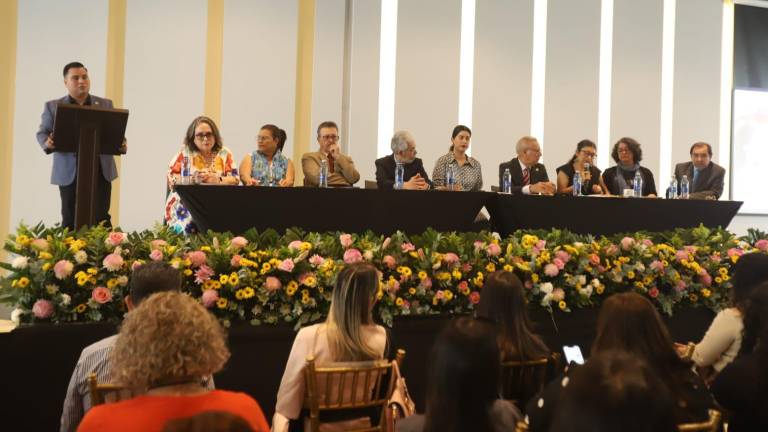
[201,151,217,171]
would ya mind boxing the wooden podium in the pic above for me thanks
[52,104,128,229]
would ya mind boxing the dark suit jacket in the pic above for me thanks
[674,161,725,200]
[498,158,549,194]
[36,95,119,186]
[375,154,433,190]
[602,166,657,196]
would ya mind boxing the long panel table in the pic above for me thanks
[176,185,742,236]
[0,307,714,431]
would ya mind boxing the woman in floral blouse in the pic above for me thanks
[165,116,238,234]
[431,125,483,191]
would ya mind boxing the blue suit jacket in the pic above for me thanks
[36,95,119,186]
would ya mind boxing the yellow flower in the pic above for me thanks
[701,288,711,298]
[408,288,417,295]
[627,271,635,279]
[396,297,404,306]
[596,285,605,295]
[203,280,215,290]
[301,289,309,297]
[17,277,30,288]
[531,273,540,283]
[432,297,439,305]
[418,271,428,281]
[216,298,228,308]
[301,295,310,305]
[300,242,313,251]
[303,276,317,287]
[229,273,239,286]
[87,267,98,275]
[219,274,229,285]
[634,281,644,289]
[235,289,245,300]
[286,281,299,296]
[714,276,723,284]
[262,263,271,272]
[503,264,513,272]
[452,269,463,280]
[558,301,567,310]
[444,290,454,301]
[731,255,739,264]
[689,293,699,302]
[718,267,728,276]
[409,251,419,259]
[212,281,222,290]
[183,269,193,276]
[662,260,669,267]
[38,251,53,260]
[75,303,87,313]
[42,263,52,272]
[15,234,31,246]
[397,266,413,277]
[88,276,97,284]
[107,279,118,289]
[722,275,730,282]
[485,263,496,273]
[436,272,451,281]
[498,257,506,263]
[200,246,212,253]
[377,289,384,300]
[243,287,255,298]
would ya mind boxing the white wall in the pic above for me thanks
[311,0,346,152]
[10,0,108,229]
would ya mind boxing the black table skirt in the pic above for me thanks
[0,307,714,431]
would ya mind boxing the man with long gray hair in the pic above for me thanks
[375,130,432,190]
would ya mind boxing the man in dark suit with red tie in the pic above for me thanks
[498,136,556,195]
[673,142,725,200]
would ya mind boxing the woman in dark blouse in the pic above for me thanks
[556,139,608,195]
[602,137,658,196]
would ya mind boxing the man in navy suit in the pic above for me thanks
[498,136,556,195]
[36,62,125,229]
[375,130,433,190]
[673,142,725,200]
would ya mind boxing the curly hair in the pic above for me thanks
[611,137,642,164]
[111,291,229,391]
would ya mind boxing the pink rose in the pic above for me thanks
[339,234,353,249]
[435,290,445,300]
[382,237,392,250]
[149,249,163,261]
[461,263,473,273]
[710,253,722,264]
[473,241,484,252]
[486,243,502,257]
[131,260,143,271]
[589,254,601,266]
[150,239,167,251]
[103,253,124,272]
[417,248,425,259]
[642,239,654,247]
[288,240,303,251]
[553,288,565,302]
[106,232,127,247]
[443,253,460,266]
[727,248,744,258]
[553,258,565,270]
[382,255,397,269]
[401,300,410,310]
[194,264,214,284]
[53,260,74,280]
[536,240,547,250]
[700,273,712,287]
[343,248,363,264]
[265,276,282,292]
[604,244,619,256]
[278,259,295,272]
[675,280,687,292]
[684,245,697,254]
[230,236,248,249]
[649,287,659,298]
[309,254,325,266]
[675,250,690,262]
[401,242,415,253]
[387,279,400,294]
[31,238,50,251]
[555,250,570,263]
[524,280,533,289]
[32,299,54,319]
[202,289,219,308]
[756,239,768,251]
[469,291,481,304]
[230,254,242,267]
[421,277,433,289]
[187,251,207,267]
[91,286,113,304]
[650,260,665,272]
[544,263,559,277]
[620,237,635,251]
[458,281,469,291]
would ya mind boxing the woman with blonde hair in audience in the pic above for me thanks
[272,262,387,431]
[77,292,269,432]
[240,124,295,187]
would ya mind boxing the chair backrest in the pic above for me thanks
[87,373,131,406]
[500,353,560,410]
[677,409,722,432]
[515,420,530,432]
[303,351,402,432]
[364,180,378,190]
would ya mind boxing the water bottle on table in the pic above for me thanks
[633,171,643,197]
[502,168,512,194]
[319,159,329,188]
[680,175,690,199]
[667,176,678,199]
[572,171,582,196]
[446,163,456,191]
[395,162,405,189]
[180,150,191,185]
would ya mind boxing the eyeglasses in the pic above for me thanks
[320,134,340,142]
[580,150,596,157]
[194,132,214,140]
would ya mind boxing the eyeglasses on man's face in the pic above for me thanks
[320,134,340,142]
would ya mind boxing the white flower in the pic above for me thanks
[591,278,601,287]
[540,293,553,307]
[116,275,129,286]
[578,275,587,286]
[580,285,593,298]
[11,256,28,269]
[46,284,59,294]
[363,250,374,261]
[10,308,24,325]
[74,250,88,264]
[60,293,71,306]
[634,262,646,273]
[540,282,554,295]
[573,242,584,249]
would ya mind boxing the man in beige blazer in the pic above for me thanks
[302,121,360,187]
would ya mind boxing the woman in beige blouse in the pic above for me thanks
[272,263,387,431]
[431,125,483,191]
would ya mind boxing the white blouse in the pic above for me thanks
[692,307,743,372]
[272,323,388,432]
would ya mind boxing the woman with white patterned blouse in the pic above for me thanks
[431,125,483,191]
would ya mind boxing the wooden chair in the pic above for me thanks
[364,180,378,190]
[677,409,722,432]
[87,373,131,406]
[303,350,404,432]
[514,420,529,432]
[500,353,560,410]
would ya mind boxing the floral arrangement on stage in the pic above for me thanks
[1,224,767,327]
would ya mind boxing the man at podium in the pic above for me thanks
[35,62,125,229]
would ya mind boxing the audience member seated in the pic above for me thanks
[397,317,521,432]
[673,142,725,200]
[239,124,295,187]
[431,125,483,191]
[526,292,713,432]
[474,271,550,362]
[711,282,768,431]
[602,137,657,197]
[548,351,677,432]
[165,116,238,234]
[76,292,269,432]
[272,262,388,432]
[162,411,255,432]
[375,130,433,190]
[301,121,360,187]
[497,136,555,195]
[60,261,201,432]
[680,252,768,379]
[556,139,607,195]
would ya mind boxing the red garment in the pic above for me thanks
[77,390,269,432]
